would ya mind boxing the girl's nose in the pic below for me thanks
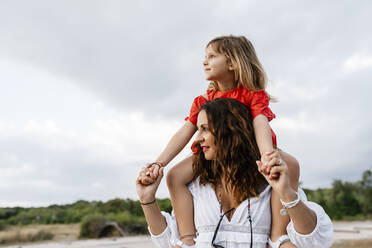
[203,59,208,66]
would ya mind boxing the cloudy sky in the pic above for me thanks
[0,0,371,207]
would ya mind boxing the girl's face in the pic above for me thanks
[195,110,216,160]
[203,45,233,82]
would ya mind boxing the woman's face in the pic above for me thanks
[195,110,216,160]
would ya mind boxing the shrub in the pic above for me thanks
[80,214,108,238]
[0,220,7,231]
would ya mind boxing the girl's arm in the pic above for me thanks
[145,121,197,182]
[253,114,275,155]
[156,121,197,166]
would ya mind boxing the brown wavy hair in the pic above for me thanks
[207,35,275,101]
[192,98,267,203]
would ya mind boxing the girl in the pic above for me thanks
[144,35,299,247]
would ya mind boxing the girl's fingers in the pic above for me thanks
[266,155,285,169]
[257,161,269,177]
[152,164,160,178]
[269,164,285,175]
[264,157,280,172]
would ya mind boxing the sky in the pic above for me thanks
[0,0,371,207]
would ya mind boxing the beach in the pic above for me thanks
[2,221,372,248]
[3,235,154,248]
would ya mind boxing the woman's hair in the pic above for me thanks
[192,98,267,203]
[207,35,273,100]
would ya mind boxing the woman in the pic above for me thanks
[136,98,333,248]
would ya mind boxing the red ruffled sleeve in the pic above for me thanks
[249,90,276,121]
[185,95,208,126]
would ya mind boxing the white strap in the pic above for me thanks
[268,234,290,248]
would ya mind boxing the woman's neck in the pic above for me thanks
[215,181,238,220]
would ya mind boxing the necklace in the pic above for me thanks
[218,183,234,218]
[213,182,253,248]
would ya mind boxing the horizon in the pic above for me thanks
[1,0,371,207]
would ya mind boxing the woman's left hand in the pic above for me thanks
[257,151,295,200]
[136,166,164,204]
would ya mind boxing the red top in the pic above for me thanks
[185,86,277,146]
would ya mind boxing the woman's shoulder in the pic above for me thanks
[188,178,215,197]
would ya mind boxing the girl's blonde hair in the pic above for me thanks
[207,35,272,99]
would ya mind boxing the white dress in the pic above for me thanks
[150,179,334,248]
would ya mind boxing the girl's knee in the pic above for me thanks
[280,151,300,189]
[287,156,299,177]
[166,166,179,188]
[166,158,194,189]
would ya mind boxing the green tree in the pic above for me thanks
[356,170,372,216]
[328,180,361,219]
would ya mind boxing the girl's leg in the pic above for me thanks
[166,156,196,245]
[270,151,300,244]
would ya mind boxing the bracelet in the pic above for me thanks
[151,162,165,167]
[170,238,196,248]
[140,199,156,205]
[279,191,300,216]
[145,162,165,176]
[268,234,290,248]
[180,233,198,240]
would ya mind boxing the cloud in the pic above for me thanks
[0,0,372,206]
[342,55,372,73]
[0,109,190,206]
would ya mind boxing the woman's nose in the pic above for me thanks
[195,132,203,143]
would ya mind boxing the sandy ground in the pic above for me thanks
[4,235,154,248]
[333,221,372,243]
[3,221,372,247]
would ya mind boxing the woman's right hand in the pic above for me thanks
[257,150,295,201]
[136,166,164,203]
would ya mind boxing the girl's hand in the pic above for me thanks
[145,163,162,181]
[261,151,279,179]
[257,151,293,200]
[136,166,164,203]
[140,163,160,185]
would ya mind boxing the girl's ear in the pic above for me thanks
[228,61,236,71]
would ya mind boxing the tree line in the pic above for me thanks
[0,170,371,236]
[305,169,372,220]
